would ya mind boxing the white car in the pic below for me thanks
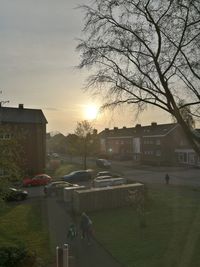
[44,181,78,196]
[93,175,126,188]
[96,159,111,168]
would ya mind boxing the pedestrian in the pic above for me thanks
[165,173,170,185]
[67,223,77,241]
[80,212,94,245]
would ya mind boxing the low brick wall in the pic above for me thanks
[73,183,144,214]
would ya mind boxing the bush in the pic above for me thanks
[0,244,28,267]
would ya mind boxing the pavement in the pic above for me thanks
[44,197,122,267]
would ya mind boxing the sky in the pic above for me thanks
[0,0,172,135]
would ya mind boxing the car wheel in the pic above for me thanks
[15,195,23,201]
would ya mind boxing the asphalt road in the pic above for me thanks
[117,165,200,186]
[61,156,200,187]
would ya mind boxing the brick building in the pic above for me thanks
[0,104,47,175]
[99,122,200,167]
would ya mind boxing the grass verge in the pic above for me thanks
[0,200,52,265]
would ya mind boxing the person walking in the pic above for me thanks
[165,173,170,185]
[80,212,93,245]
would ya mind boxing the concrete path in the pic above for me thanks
[44,197,122,267]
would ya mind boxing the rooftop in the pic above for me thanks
[99,122,178,137]
[0,104,47,124]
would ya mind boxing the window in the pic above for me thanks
[144,139,153,145]
[144,151,154,155]
[0,133,11,140]
[156,139,161,145]
[4,134,11,139]
[156,150,161,157]
[180,140,186,146]
[178,153,188,163]
[188,153,195,164]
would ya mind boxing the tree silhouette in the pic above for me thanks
[77,0,200,155]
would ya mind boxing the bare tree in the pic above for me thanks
[77,0,200,155]
[75,120,95,169]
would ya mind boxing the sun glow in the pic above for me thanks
[84,104,99,120]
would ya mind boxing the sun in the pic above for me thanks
[84,105,99,120]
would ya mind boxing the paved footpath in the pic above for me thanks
[44,197,123,267]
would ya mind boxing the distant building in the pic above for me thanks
[0,104,47,175]
[99,122,200,167]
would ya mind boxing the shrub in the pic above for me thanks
[0,244,28,267]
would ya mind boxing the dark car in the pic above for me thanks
[96,159,111,168]
[44,181,78,196]
[5,188,28,201]
[62,170,92,183]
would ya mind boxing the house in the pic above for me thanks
[0,104,47,175]
[99,122,200,167]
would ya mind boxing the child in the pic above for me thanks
[67,224,77,241]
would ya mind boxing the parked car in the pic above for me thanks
[62,170,92,183]
[44,181,78,196]
[96,171,120,178]
[96,159,111,168]
[4,188,28,201]
[52,153,59,158]
[23,174,52,187]
[93,176,127,188]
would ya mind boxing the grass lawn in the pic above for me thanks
[0,199,52,265]
[90,184,200,267]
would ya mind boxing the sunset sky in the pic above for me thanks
[0,0,171,134]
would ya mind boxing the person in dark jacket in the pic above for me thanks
[165,173,170,185]
[80,212,93,244]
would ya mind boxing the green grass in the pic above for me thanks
[0,200,51,264]
[54,162,83,177]
[90,185,200,267]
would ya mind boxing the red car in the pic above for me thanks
[23,174,52,187]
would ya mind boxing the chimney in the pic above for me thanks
[123,126,126,129]
[105,128,109,131]
[151,122,157,127]
[93,129,98,135]
[136,124,141,128]
[114,127,118,131]
[18,104,24,109]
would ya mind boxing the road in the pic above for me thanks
[60,156,200,187]
[111,161,200,186]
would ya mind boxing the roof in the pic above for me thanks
[99,127,135,138]
[99,123,178,138]
[0,106,47,124]
[142,123,178,137]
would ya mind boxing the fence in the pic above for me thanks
[73,183,144,214]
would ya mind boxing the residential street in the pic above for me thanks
[26,162,200,266]
[111,161,200,187]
